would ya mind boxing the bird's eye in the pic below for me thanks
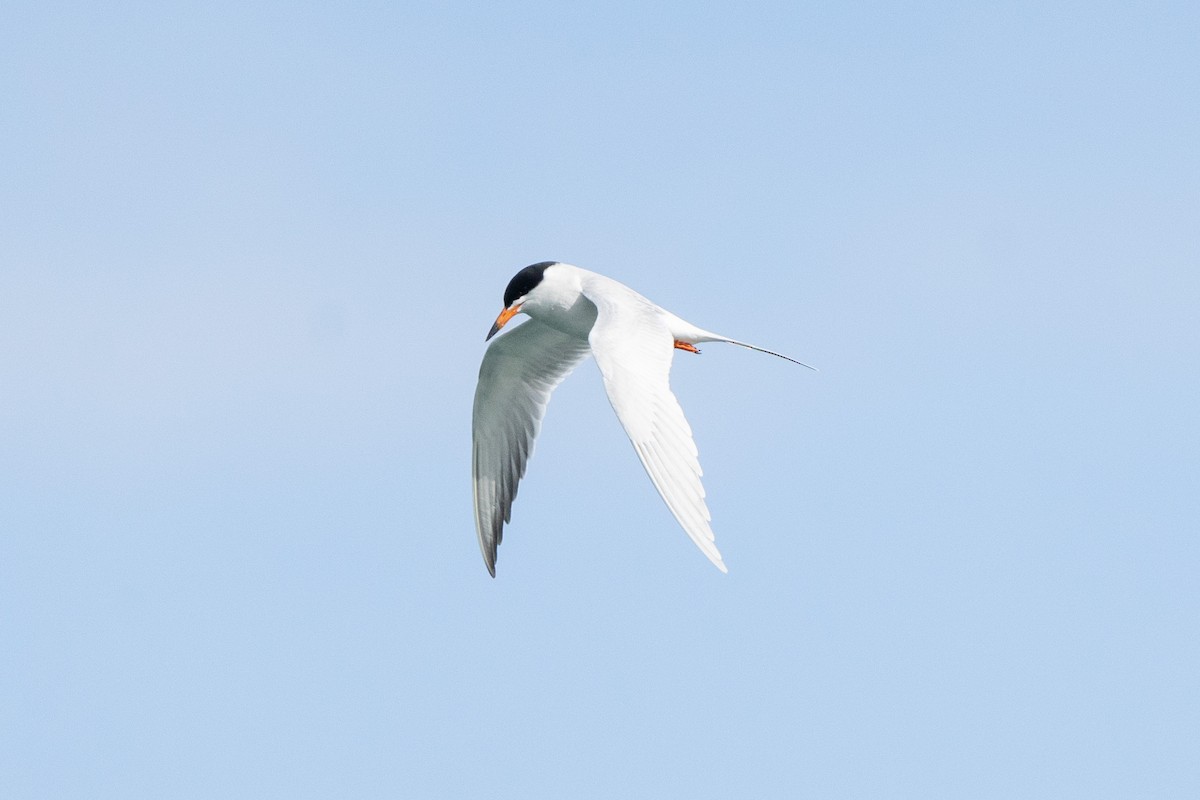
[503,262,553,308]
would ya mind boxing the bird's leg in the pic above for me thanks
[673,340,701,354]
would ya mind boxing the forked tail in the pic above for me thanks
[667,313,816,370]
[720,337,817,370]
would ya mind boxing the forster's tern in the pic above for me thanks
[472,262,810,576]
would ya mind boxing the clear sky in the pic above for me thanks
[2,2,1198,798]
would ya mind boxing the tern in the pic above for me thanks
[472,261,811,576]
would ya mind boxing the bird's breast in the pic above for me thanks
[525,293,598,341]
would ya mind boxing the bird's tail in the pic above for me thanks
[672,316,816,370]
[715,336,817,370]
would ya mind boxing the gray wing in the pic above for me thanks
[472,319,592,576]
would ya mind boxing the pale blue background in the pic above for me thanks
[2,2,1198,798]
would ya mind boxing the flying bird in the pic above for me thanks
[472,262,811,576]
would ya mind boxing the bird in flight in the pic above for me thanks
[472,262,811,576]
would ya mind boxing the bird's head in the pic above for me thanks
[486,261,558,340]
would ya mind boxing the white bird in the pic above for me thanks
[472,262,811,576]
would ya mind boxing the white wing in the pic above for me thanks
[472,319,591,576]
[583,287,727,572]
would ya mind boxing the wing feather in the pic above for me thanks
[583,287,728,572]
[472,319,591,575]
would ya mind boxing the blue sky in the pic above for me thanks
[2,1,1198,797]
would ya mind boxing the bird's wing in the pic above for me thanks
[472,319,592,576]
[583,288,726,572]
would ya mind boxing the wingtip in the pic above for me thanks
[703,546,729,574]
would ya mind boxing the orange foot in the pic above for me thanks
[674,340,701,354]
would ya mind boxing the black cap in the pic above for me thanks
[503,262,556,308]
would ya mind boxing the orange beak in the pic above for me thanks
[486,304,522,341]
